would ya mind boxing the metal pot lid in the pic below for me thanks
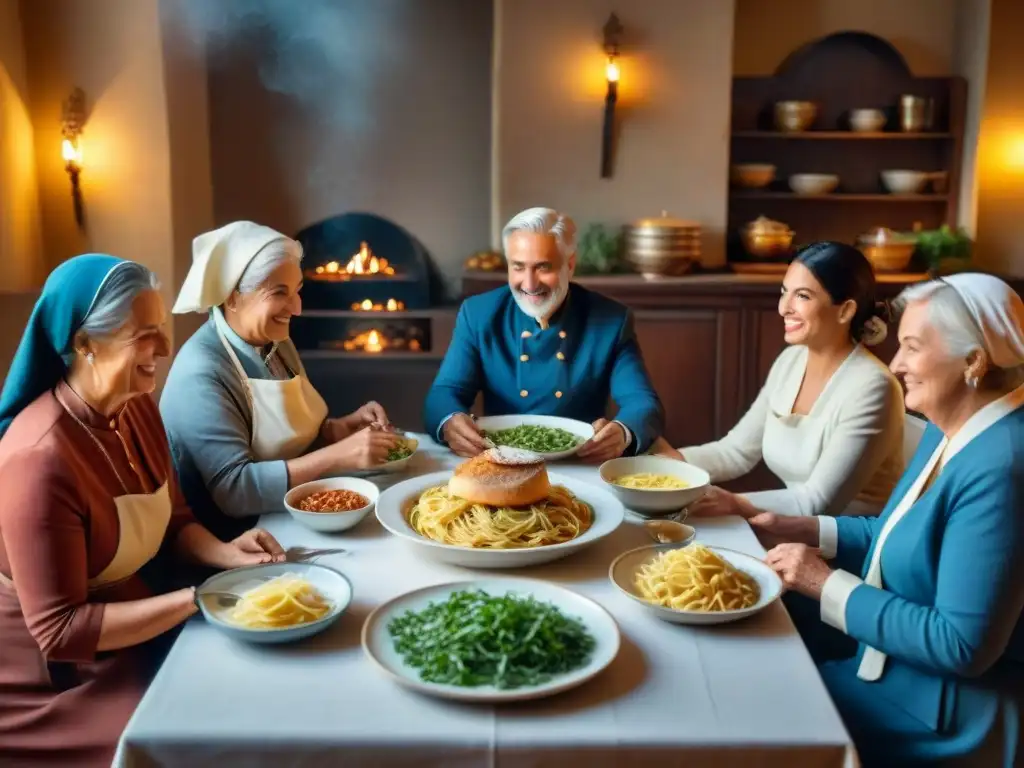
[627,210,700,230]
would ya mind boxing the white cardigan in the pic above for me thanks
[681,344,905,517]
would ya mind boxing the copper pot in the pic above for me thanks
[740,216,794,259]
[774,101,817,132]
[856,227,917,272]
[623,212,701,279]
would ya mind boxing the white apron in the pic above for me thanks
[215,325,328,461]
[858,383,1024,681]
[0,394,175,595]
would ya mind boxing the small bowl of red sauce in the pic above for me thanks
[284,477,380,533]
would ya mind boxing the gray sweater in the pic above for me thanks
[160,310,314,541]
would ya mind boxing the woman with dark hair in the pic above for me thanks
[654,241,905,518]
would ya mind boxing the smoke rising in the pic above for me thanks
[168,0,407,134]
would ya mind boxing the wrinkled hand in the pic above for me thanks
[686,486,750,518]
[577,419,628,463]
[217,528,286,568]
[442,413,491,458]
[347,400,390,431]
[764,543,831,600]
[748,512,820,550]
[329,426,403,470]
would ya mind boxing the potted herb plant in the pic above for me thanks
[575,223,625,275]
[914,225,973,276]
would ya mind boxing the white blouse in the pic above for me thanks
[681,344,905,517]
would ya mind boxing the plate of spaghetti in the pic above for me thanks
[196,562,352,643]
[608,543,782,625]
[375,450,624,568]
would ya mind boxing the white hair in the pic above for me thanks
[501,207,577,258]
[896,280,1024,390]
[235,238,303,294]
[80,262,160,341]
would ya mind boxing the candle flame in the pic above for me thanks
[62,138,81,166]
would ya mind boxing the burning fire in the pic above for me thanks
[351,298,405,312]
[312,241,395,280]
[343,328,388,353]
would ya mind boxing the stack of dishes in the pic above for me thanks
[623,212,702,279]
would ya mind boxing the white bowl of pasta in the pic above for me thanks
[196,562,353,643]
[284,477,379,532]
[599,456,709,514]
[375,470,625,569]
[608,543,783,625]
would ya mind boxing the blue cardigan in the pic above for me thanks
[823,406,1024,764]
[423,284,664,454]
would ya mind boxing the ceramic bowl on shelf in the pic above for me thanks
[849,108,887,133]
[730,163,776,189]
[789,173,839,195]
[856,227,917,273]
[881,170,929,195]
[774,101,817,132]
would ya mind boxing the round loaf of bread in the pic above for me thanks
[448,451,551,507]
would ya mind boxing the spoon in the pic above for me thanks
[644,518,696,545]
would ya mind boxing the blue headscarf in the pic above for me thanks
[0,254,128,439]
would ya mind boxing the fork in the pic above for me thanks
[286,546,349,563]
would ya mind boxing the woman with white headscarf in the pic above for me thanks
[750,274,1024,766]
[161,222,402,541]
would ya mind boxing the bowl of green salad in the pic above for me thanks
[351,432,419,475]
[474,415,594,461]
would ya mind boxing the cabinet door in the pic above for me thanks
[628,310,743,448]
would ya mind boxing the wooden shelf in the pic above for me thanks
[732,131,954,140]
[731,192,949,202]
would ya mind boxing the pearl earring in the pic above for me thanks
[86,353,95,365]
[965,373,978,388]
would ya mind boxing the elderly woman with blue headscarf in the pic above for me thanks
[161,222,402,542]
[750,274,1024,766]
[0,256,284,767]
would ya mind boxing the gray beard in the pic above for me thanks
[511,266,571,321]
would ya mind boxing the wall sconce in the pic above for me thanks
[600,13,623,179]
[61,87,87,229]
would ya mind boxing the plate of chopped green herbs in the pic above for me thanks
[476,415,594,460]
[361,579,620,702]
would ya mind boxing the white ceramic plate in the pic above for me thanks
[284,476,379,533]
[375,470,624,568]
[361,578,620,702]
[196,562,353,643]
[351,433,420,476]
[609,544,783,625]
[475,415,594,461]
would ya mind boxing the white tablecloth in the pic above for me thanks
[116,436,856,768]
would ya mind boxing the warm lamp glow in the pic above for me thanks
[1007,134,1024,171]
[605,59,620,83]
[62,138,81,167]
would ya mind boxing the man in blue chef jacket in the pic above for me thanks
[424,207,664,461]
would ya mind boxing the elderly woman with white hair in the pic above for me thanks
[750,274,1024,766]
[0,255,285,766]
[161,222,402,541]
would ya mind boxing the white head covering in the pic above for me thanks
[943,273,1024,369]
[172,221,294,314]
